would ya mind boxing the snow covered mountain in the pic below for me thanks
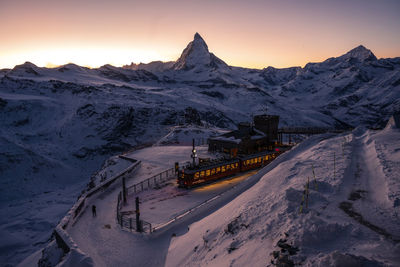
[173,32,228,71]
[0,32,399,265]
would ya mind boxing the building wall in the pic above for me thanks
[208,139,239,153]
[253,115,279,141]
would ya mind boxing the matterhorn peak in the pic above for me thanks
[173,32,226,70]
[193,32,205,42]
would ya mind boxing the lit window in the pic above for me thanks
[235,163,239,168]
[222,166,225,172]
[246,160,250,164]
[227,165,230,170]
[231,164,235,169]
[211,168,215,175]
[216,167,221,173]
[195,172,199,178]
[200,171,205,177]
[206,169,210,176]
[258,157,262,162]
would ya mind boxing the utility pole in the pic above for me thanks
[191,138,197,167]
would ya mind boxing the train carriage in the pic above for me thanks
[178,159,240,188]
[177,150,283,188]
[239,151,277,172]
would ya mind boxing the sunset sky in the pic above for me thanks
[0,0,399,69]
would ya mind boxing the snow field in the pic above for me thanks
[166,128,400,267]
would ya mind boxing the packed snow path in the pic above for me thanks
[338,128,400,241]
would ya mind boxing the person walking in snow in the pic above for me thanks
[92,205,97,217]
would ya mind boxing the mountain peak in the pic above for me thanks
[194,32,203,40]
[342,45,377,61]
[173,32,227,70]
[174,32,210,70]
[10,61,41,76]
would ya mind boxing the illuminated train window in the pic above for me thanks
[216,167,221,173]
[235,163,239,168]
[227,165,230,171]
[231,164,235,169]
[258,157,262,162]
[246,160,250,165]
[195,172,199,178]
[206,169,210,176]
[211,168,215,175]
[221,166,225,172]
[200,171,205,177]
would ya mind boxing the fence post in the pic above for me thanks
[312,164,318,191]
[136,197,141,232]
[299,185,306,214]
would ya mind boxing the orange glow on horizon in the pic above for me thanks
[0,0,399,70]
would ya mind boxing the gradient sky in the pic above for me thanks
[0,0,399,69]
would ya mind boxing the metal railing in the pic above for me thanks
[117,168,176,233]
[126,168,175,195]
[116,192,152,233]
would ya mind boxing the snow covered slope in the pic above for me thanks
[166,125,400,267]
[0,33,399,266]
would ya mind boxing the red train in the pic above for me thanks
[177,150,282,188]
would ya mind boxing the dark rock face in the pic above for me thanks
[76,104,97,118]
[200,91,225,99]
[184,107,202,126]
[0,97,7,108]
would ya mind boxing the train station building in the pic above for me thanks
[208,114,279,156]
